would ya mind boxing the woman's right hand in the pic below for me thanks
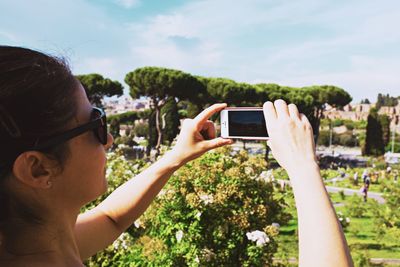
[263,100,318,175]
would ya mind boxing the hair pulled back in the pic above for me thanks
[0,46,78,230]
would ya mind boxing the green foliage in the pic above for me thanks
[345,195,368,218]
[114,135,138,147]
[125,67,205,153]
[161,97,180,145]
[337,211,350,230]
[338,133,358,147]
[76,73,123,107]
[378,115,390,147]
[317,130,357,147]
[332,119,344,127]
[134,147,291,266]
[371,181,400,240]
[125,67,204,103]
[204,77,257,106]
[108,110,151,125]
[147,110,158,149]
[110,118,121,138]
[84,148,291,266]
[385,142,400,153]
[133,122,149,138]
[376,93,399,110]
[361,98,371,104]
[363,109,385,156]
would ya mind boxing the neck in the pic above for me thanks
[0,212,82,266]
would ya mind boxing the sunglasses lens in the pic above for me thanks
[91,108,108,145]
[98,117,108,144]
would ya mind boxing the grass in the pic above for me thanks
[275,191,400,266]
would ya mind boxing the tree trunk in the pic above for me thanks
[312,107,323,148]
[264,143,270,166]
[155,104,162,159]
[154,98,166,159]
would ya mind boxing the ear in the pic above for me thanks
[12,151,58,189]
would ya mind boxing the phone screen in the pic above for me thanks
[228,110,268,137]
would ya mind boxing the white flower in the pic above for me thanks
[134,220,141,228]
[195,212,202,219]
[106,167,112,177]
[244,167,253,175]
[201,248,215,262]
[194,256,200,263]
[346,217,351,223]
[199,194,214,205]
[158,189,166,197]
[339,217,343,221]
[176,230,184,243]
[246,230,270,247]
[113,232,133,250]
[258,170,274,183]
[272,222,280,230]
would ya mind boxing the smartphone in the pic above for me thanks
[220,107,269,140]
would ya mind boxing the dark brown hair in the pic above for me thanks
[0,46,78,240]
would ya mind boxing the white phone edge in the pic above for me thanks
[220,108,270,141]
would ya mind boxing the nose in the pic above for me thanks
[104,132,114,150]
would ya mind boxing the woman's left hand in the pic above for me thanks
[170,103,233,165]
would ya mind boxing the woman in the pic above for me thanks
[0,46,352,266]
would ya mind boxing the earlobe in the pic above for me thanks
[12,152,54,189]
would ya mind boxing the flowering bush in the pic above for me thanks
[132,147,291,266]
[371,181,400,242]
[336,211,350,230]
[84,147,291,266]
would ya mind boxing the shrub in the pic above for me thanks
[135,147,291,266]
[345,195,367,218]
[336,211,350,230]
[84,147,292,266]
[133,122,149,138]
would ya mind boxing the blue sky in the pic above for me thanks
[1,0,400,103]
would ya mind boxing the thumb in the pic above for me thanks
[203,137,233,150]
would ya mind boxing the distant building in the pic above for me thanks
[103,96,150,115]
[323,102,400,132]
[324,103,372,121]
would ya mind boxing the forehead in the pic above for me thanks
[74,82,92,123]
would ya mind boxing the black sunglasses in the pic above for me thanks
[32,107,108,150]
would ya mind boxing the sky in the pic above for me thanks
[1,0,400,103]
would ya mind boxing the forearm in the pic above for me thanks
[96,150,183,232]
[287,163,353,267]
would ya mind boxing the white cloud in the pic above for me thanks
[114,0,140,9]
[123,0,400,102]
[3,0,399,102]
[0,30,18,42]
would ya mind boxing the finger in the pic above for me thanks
[263,101,277,121]
[288,103,301,121]
[193,103,227,130]
[300,113,311,125]
[200,120,215,140]
[263,101,277,136]
[267,139,272,147]
[203,137,233,150]
[274,99,290,119]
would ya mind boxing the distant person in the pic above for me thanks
[362,169,369,183]
[361,176,371,202]
[353,172,358,186]
[387,166,392,174]
[0,46,353,266]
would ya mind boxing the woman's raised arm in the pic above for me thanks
[263,100,353,267]
[75,103,233,260]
